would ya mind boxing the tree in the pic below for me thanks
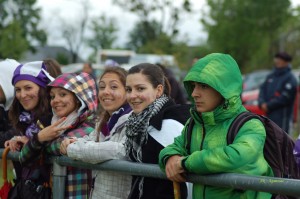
[114,0,192,68]
[0,0,46,59]
[0,21,28,59]
[114,0,191,36]
[127,20,162,51]
[86,15,119,62]
[59,0,90,63]
[277,6,300,68]
[202,0,291,72]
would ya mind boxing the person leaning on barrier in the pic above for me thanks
[124,63,190,199]
[16,72,98,198]
[4,61,54,195]
[60,67,133,199]
[159,53,274,199]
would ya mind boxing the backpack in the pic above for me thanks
[185,111,300,197]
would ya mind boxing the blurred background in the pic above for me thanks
[2,0,300,132]
[2,0,300,71]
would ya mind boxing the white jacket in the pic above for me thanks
[67,113,132,199]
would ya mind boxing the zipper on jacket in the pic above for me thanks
[199,116,207,199]
[199,116,206,150]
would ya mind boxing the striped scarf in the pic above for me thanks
[125,94,169,199]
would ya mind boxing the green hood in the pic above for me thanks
[184,53,242,102]
[184,53,245,124]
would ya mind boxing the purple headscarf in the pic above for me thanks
[12,61,53,87]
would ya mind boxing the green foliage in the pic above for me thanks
[114,0,192,69]
[0,21,28,59]
[87,15,119,58]
[202,0,291,72]
[127,20,162,51]
[276,6,300,69]
[56,53,70,65]
[0,0,46,59]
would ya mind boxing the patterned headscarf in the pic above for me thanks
[48,72,98,114]
[124,94,169,199]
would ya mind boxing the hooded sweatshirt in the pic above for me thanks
[159,53,273,199]
[21,72,98,198]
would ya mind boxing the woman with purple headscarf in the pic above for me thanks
[4,61,55,196]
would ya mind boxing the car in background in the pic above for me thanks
[242,70,270,115]
[242,70,270,92]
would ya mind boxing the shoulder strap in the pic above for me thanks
[185,118,195,154]
[186,112,261,152]
[227,112,262,144]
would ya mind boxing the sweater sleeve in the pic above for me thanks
[18,131,47,164]
[183,119,266,174]
[67,128,127,164]
[45,125,94,155]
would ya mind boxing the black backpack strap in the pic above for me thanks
[185,118,195,154]
[227,112,261,144]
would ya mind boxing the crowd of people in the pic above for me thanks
[0,52,300,199]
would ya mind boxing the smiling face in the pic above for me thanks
[15,80,40,111]
[126,73,163,114]
[98,72,127,115]
[50,87,78,117]
[191,82,224,113]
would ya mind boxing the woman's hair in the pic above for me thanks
[128,63,171,96]
[9,86,51,133]
[43,58,62,78]
[96,67,128,140]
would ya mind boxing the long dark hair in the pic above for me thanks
[128,63,171,96]
[96,67,127,141]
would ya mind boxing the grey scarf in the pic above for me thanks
[125,94,169,199]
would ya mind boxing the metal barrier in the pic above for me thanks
[2,149,300,199]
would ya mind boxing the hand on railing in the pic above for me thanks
[4,136,28,152]
[165,155,186,182]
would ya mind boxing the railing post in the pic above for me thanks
[52,159,66,199]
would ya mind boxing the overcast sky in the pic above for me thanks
[36,0,300,59]
[36,0,207,47]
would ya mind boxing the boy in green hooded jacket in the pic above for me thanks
[159,53,273,199]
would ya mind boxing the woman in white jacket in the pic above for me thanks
[60,67,132,199]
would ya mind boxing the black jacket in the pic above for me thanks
[258,66,297,133]
[128,100,190,199]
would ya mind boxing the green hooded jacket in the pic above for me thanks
[159,53,273,199]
